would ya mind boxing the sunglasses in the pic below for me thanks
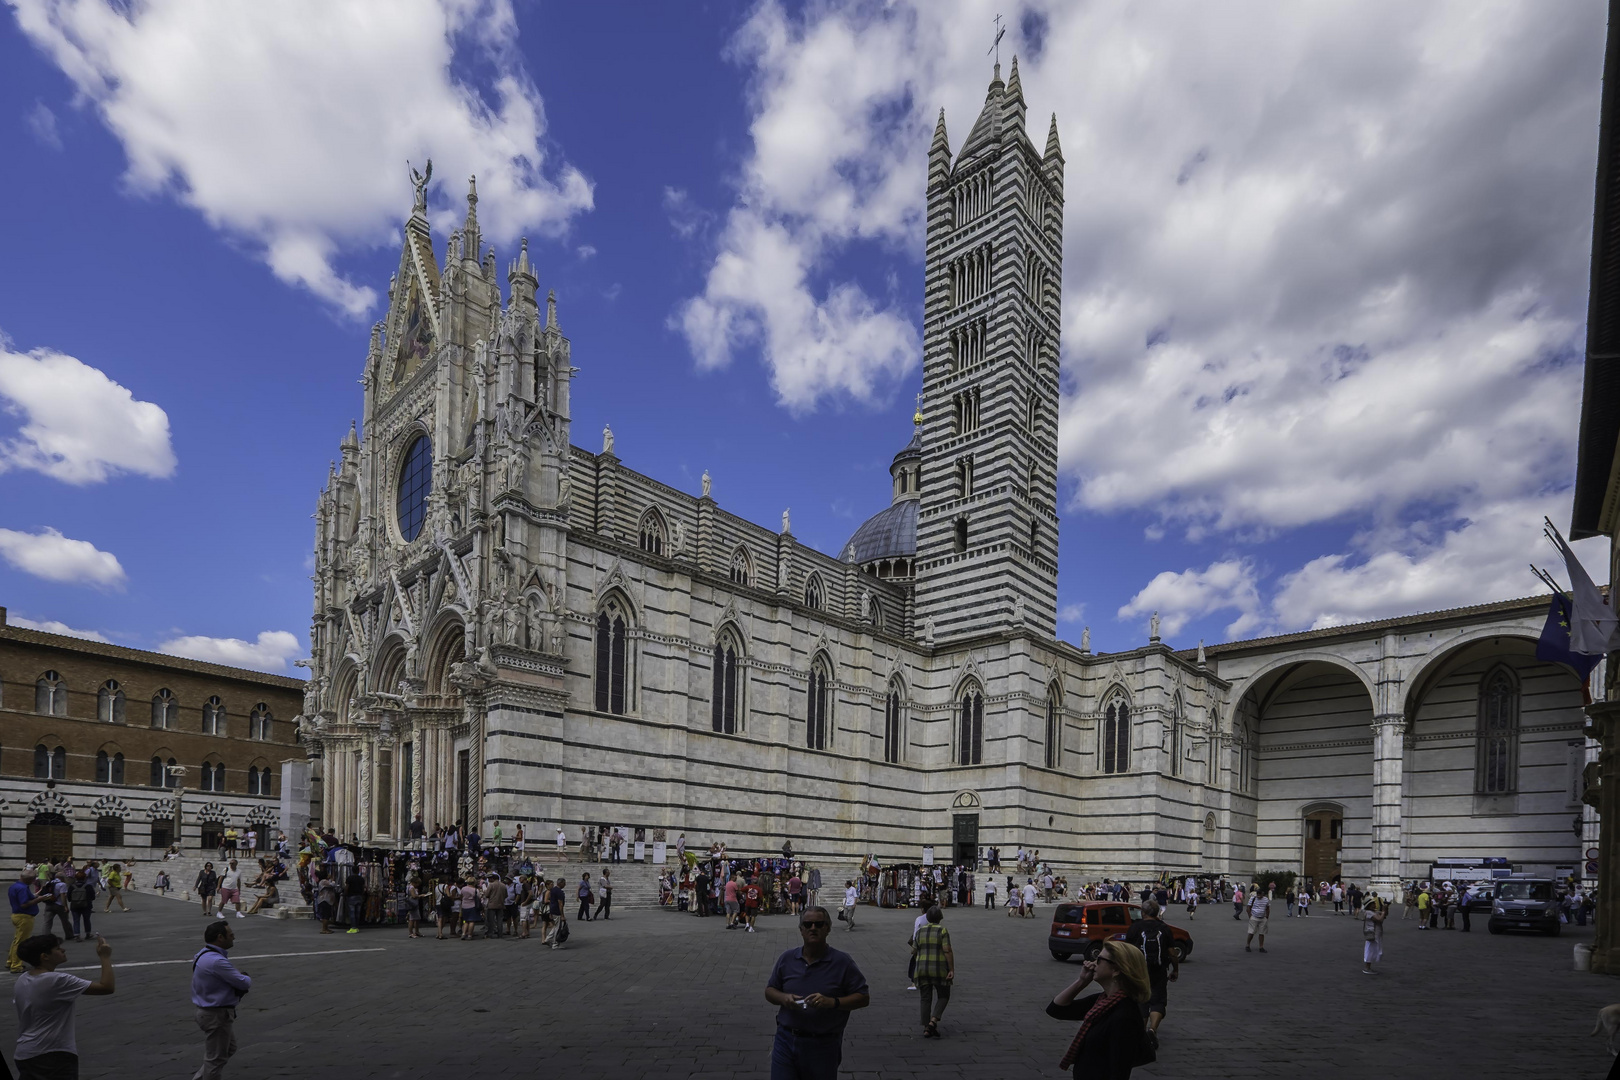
[800,921,830,930]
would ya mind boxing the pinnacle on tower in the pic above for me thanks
[463,175,481,258]
[1003,55,1027,131]
[546,288,558,330]
[341,420,359,452]
[1044,113,1064,184]
[929,108,951,190]
[508,237,537,304]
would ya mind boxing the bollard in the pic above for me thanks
[1575,942,1593,972]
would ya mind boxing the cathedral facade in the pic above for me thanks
[302,65,1592,897]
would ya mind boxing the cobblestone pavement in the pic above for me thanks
[9,891,1618,1078]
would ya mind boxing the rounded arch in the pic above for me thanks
[1223,651,1378,731]
[1400,630,1544,721]
[371,634,410,694]
[951,789,981,809]
[421,614,468,696]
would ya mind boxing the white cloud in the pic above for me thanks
[26,101,60,149]
[8,615,110,642]
[1119,559,1262,639]
[1058,603,1085,623]
[0,341,175,484]
[10,0,592,316]
[0,527,126,588]
[700,0,1601,621]
[158,630,304,674]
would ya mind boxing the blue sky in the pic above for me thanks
[0,0,1608,673]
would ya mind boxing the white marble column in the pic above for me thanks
[1369,714,1406,899]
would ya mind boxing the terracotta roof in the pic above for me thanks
[1177,594,1552,660]
[0,624,305,691]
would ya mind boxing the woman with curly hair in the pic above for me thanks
[1046,939,1153,1077]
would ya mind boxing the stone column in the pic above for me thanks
[1585,701,1620,973]
[1369,714,1406,900]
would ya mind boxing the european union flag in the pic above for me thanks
[1536,593,1601,681]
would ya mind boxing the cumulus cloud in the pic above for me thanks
[1119,559,1263,639]
[7,615,110,642]
[701,0,1601,628]
[10,0,592,316]
[0,527,126,588]
[158,629,304,674]
[0,341,175,484]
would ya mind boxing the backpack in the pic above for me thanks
[68,883,89,908]
[1137,925,1166,968]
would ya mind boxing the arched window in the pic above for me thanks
[953,518,968,554]
[1476,665,1520,795]
[202,696,225,736]
[638,509,666,556]
[34,744,65,779]
[150,756,178,788]
[248,766,270,796]
[35,672,66,716]
[151,689,177,729]
[804,573,825,612]
[806,655,831,750]
[1170,697,1184,778]
[111,752,124,785]
[396,433,433,542]
[869,597,885,630]
[1232,720,1255,793]
[711,631,742,735]
[729,547,752,587]
[1103,698,1131,774]
[957,685,984,766]
[594,597,629,715]
[97,680,126,723]
[250,703,272,741]
[1044,686,1061,769]
[201,761,225,792]
[883,682,904,764]
[96,751,109,783]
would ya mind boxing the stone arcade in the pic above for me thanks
[302,64,1590,896]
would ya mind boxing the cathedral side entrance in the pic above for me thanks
[1303,808,1343,882]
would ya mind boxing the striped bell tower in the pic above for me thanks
[914,58,1064,643]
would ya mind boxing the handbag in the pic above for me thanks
[555,919,571,943]
[837,909,846,921]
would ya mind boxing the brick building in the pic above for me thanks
[0,607,305,864]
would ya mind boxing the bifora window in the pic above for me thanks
[711,634,741,734]
[884,685,904,764]
[957,686,984,766]
[806,656,831,750]
[396,434,433,542]
[594,598,629,715]
[1103,699,1130,774]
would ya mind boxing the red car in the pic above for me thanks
[1048,901,1195,962]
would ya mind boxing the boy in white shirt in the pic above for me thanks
[13,933,115,1077]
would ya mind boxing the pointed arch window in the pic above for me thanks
[250,703,273,741]
[594,598,629,715]
[97,680,126,723]
[150,756,177,789]
[200,761,225,793]
[1044,687,1061,769]
[248,766,271,796]
[95,750,125,785]
[804,573,825,612]
[1476,665,1520,795]
[151,689,177,729]
[806,655,832,750]
[35,672,66,716]
[638,509,666,556]
[1170,698,1184,778]
[711,631,742,734]
[1103,699,1131,774]
[729,548,752,587]
[202,696,226,736]
[956,685,984,766]
[35,744,65,779]
[883,682,904,764]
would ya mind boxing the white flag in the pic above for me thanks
[1547,521,1617,655]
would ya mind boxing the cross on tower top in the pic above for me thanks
[989,13,1005,67]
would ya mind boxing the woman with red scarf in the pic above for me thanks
[1046,939,1154,1077]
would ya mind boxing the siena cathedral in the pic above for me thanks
[303,63,1594,894]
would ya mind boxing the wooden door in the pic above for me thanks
[26,813,72,864]
[952,813,979,867]
[1302,810,1342,882]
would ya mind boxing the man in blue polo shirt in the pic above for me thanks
[764,906,869,1080]
[9,869,41,974]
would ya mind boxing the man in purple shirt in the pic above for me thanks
[191,921,251,1079]
[9,869,41,974]
[763,906,870,1080]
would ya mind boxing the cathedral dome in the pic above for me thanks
[841,499,918,566]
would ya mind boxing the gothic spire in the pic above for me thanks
[1003,55,1027,134]
[929,108,951,190]
[1044,112,1064,185]
[463,175,481,260]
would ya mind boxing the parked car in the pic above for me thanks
[1048,901,1195,962]
[1487,878,1560,936]
[1461,882,1495,913]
